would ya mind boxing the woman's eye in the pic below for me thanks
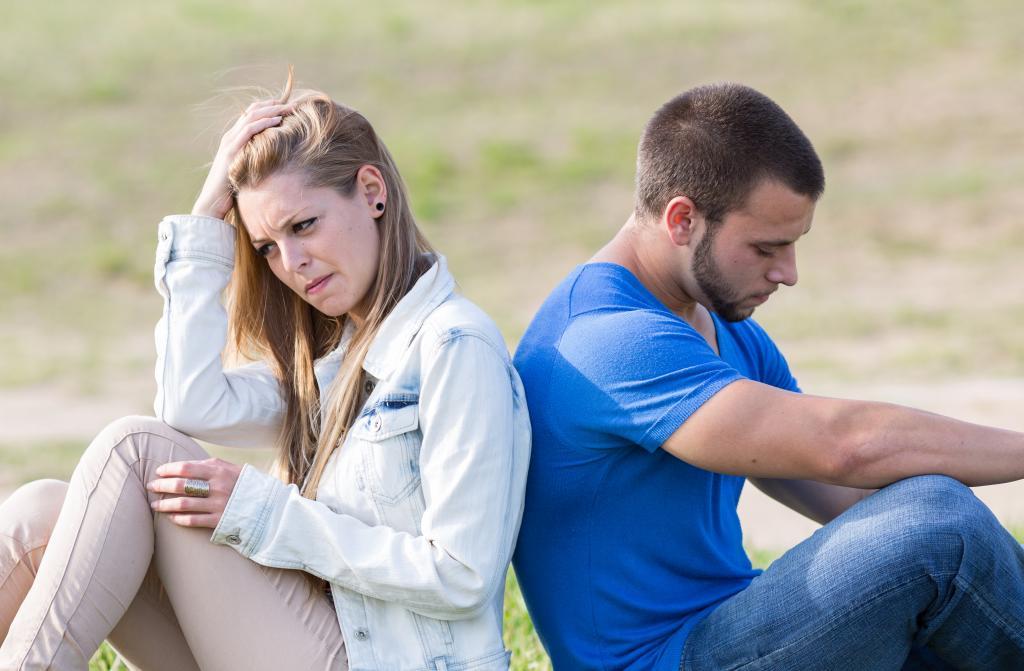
[255,243,275,257]
[293,217,317,233]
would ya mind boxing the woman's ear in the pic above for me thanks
[356,165,387,218]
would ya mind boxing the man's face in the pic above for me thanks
[690,180,816,322]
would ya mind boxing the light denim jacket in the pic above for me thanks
[153,215,531,671]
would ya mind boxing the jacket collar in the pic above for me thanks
[359,254,454,380]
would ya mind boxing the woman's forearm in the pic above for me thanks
[154,214,285,447]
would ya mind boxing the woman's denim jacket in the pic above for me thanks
[153,215,531,671]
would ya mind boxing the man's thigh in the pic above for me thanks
[680,475,1023,671]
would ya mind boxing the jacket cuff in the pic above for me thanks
[210,464,287,556]
[157,215,236,266]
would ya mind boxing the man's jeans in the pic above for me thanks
[680,475,1024,670]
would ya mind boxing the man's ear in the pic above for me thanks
[662,196,699,246]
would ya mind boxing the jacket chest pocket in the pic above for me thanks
[350,400,421,505]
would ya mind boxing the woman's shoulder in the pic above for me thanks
[419,292,510,360]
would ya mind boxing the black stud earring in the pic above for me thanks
[375,202,385,212]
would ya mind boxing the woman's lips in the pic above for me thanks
[305,274,333,295]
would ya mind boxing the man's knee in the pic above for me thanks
[870,474,1002,566]
[885,474,992,530]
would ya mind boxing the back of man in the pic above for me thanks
[513,83,1024,670]
[512,262,799,669]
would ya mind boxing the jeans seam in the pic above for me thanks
[952,574,1024,649]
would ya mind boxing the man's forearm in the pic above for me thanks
[839,401,1024,488]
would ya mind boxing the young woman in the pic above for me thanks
[0,75,531,670]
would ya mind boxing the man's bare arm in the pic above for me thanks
[664,379,1024,489]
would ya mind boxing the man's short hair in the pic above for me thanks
[635,83,825,224]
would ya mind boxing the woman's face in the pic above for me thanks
[236,169,384,322]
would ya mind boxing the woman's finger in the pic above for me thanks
[246,98,286,114]
[229,102,290,134]
[155,459,216,480]
[146,477,190,495]
[151,495,211,514]
[146,476,223,497]
[227,116,283,153]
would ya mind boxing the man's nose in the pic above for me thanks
[766,247,798,287]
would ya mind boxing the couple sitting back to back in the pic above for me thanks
[2,75,1024,671]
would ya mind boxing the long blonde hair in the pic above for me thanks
[226,76,434,499]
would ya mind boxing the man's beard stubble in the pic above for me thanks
[691,224,751,323]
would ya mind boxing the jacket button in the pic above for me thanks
[226,532,241,545]
[363,380,375,395]
[371,414,382,432]
[354,628,369,641]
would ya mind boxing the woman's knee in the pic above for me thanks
[86,415,208,465]
[0,479,68,554]
[93,415,187,448]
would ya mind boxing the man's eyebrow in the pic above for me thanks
[752,238,797,247]
[754,222,813,247]
[249,213,308,246]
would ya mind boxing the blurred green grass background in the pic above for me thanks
[2,1,1023,668]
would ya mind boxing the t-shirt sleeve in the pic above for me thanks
[745,319,801,393]
[554,309,744,453]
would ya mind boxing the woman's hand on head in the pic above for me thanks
[146,457,244,529]
[191,99,292,221]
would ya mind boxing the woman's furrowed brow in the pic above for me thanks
[250,211,309,246]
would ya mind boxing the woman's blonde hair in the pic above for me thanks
[225,72,434,499]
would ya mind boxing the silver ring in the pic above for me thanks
[183,478,210,498]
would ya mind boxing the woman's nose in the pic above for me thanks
[278,240,309,273]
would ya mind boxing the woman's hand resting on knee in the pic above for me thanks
[146,458,243,528]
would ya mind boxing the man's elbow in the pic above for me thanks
[817,408,878,487]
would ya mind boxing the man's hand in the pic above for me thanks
[147,458,243,529]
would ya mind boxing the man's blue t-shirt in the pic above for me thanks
[512,263,801,670]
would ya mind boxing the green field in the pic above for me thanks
[4,1,1024,668]
[4,1,1024,393]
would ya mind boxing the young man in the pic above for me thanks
[512,83,1024,670]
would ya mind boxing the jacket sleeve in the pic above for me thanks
[153,214,285,448]
[210,331,528,620]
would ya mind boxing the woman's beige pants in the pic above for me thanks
[0,416,347,670]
